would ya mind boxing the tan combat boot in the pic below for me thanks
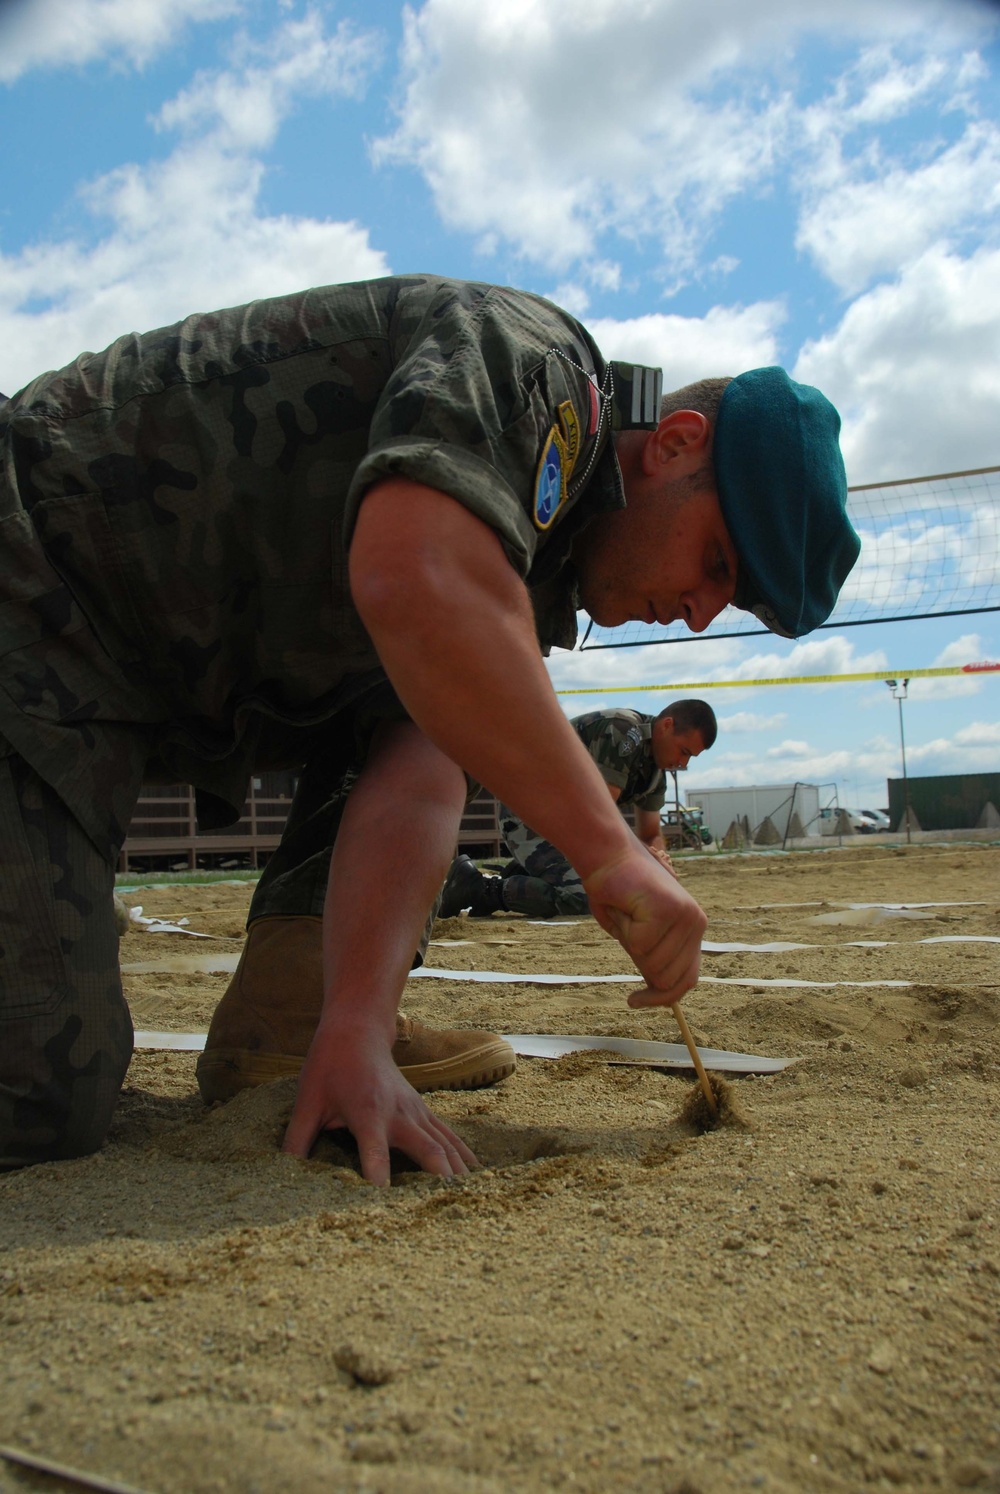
[195,915,515,1103]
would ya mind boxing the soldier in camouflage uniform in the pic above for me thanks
[442,700,717,919]
[0,276,860,1181]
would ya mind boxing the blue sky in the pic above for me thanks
[1,0,998,814]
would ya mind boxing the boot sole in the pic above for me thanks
[196,1040,516,1103]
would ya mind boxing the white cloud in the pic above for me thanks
[372,0,995,276]
[0,13,388,394]
[156,12,380,152]
[0,0,241,83]
[904,724,1000,775]
[584,302,784,390]
[765,738,810,757]
[795,245,1000,483]
[371,0,788,272]
[954,720,1000,746]
[841,47,949,125]
[701,690,1000,792]
[544,632,906,787]
[689,736,887,792]
[907,632,996,698]
[933,632,987,665]
[559,602,997,803]
[546,633,743,698]
[840,508,999,616]
[548,283,591,319]
[717,711,788,732]
[796,43,954,166]
[796,121,1000,296]
[685,707,978,795]
[729,633,889,682]
[549,629,892,699]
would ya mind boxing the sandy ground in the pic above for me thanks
[1,841,998,1494]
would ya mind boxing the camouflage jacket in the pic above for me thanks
[573,709,666,811]
[0,276,627,849]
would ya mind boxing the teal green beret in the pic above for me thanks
[714,367,860,638]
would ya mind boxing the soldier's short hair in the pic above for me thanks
[659,377,733,426]
[656,698,717,750]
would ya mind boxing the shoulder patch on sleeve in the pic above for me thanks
[533,400,580,531]
[619,724,643,756]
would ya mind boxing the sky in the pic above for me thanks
[1,0,999,815]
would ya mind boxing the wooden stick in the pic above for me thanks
[0,1444,153,1494]
[670,1003,718,1118]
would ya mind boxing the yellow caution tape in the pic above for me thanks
[555,663,1000,694]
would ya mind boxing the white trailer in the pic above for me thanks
[685,783,821,843]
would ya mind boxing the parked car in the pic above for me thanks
[861,808,892,832]
[818,806,874,835]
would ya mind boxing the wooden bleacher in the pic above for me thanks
[118,778,505,873]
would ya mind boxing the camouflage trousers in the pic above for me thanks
[498,806,590,918]
[0,714,439,1170]
[0,734,139,1170]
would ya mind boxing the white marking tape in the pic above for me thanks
[734,902,822,909]
[131,1028,793,1073]
[411,967,914,989]
[411,967,632,984]
[704,940,814,952]
[811,910,934,928]
[700,975,912,989]
[505,1034,792,1073]
[127,907,237,940]
[916,934,1000,944]
[841,901,985,909]
[735,901,985,911]
[135,1030,206,1050]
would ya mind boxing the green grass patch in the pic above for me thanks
[115,869,263,891]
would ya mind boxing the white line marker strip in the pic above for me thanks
[132,1029,793,1073]
[410,968,914,989]
[505,1034,793,1072]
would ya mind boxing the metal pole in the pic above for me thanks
[898,680,911,844]
[886,679,912,843]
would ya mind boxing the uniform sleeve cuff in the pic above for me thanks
[344,438,538,579]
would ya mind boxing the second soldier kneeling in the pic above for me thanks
[440,700,717,921]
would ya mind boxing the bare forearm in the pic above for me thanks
[282,722,477,1178]
[319,722,467,1041]
[350,481,634,880]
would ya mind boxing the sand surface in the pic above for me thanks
[1,842,998,1494]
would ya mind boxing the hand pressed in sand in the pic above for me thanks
[282,1019,477,1186]
[279,718,478,1183]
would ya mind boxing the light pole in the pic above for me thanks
[886,679,911,843]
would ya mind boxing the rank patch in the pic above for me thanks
[558,399,581,469]
[533,401,580,531]
[587,379,600,435]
